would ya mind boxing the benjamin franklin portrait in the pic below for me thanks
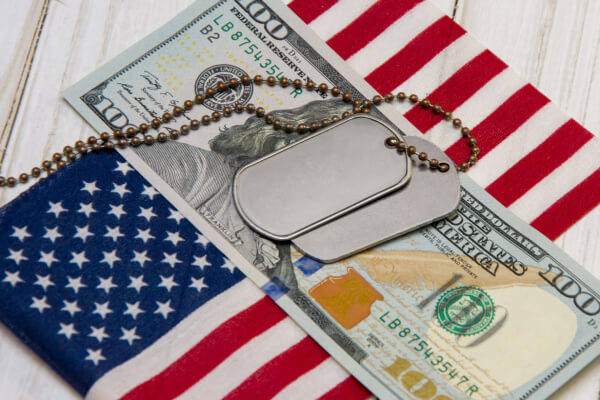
[134,99,351,290]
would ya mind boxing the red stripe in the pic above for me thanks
[327,0,423,60]
[444,84,549,163]
[319,376,372,400]
[121,296,286,400]
[486,119,593,206]
[531,167,600,240]
[365,16,465,94]
[288,0,339,24]
[223,337,329,400]
[404,50,507,133]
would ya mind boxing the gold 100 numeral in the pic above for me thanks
[382,356,478,398]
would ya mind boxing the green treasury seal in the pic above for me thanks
[436,286,494,336]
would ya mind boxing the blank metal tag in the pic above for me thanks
[292,136,460,262]
[233,115,411,240]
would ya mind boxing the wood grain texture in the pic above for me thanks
[0,0,598,398]
[0,1,49,172]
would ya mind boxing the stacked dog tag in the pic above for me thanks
[233,115,460,262]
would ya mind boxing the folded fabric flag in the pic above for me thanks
[1,0,599,399]
[0,152,368,399]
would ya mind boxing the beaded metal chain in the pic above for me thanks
[0,75,480,187]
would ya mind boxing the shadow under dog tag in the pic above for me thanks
[292,136,460,262]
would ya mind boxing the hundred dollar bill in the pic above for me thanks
[64,1,600,398]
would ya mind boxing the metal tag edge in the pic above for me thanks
[291,175,461,263]
[233,114,412,241]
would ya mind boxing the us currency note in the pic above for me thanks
[64,0,600,398]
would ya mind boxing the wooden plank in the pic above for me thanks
[0,1,49,173]
[0,0,598,399]
[0,324,79,399]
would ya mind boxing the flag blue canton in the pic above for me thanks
[0,152,244,394]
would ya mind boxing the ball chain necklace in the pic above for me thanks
[0,75,479,187]
[0,75,480,261]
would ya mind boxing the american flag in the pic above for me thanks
[1,0,599,399]
[0,152,367,399]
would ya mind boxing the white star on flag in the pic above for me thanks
[105,226,124,241]
[70,251,90,268]
[158,274,178,292]
[100,249,120,268]
[97,276,118,294]
[39,250,59,267]
[161,252,181,268]
[114,161,133,175]
[43,226,62,243]
[7,248,28,265]
[221,257,237,273]
[128,275,147,293]
[124,301,144,320]
[189,276,208,293]
[195,233,210,247]
[165,231,184,246]
[112,183,131,198]
[138,206,156,222]
[66,276,86,293]
[47,201,67,218]
[168,209,184,223]
[120,327,141,346]
[132,250,151,266]
[34,274,54,291]
[74,225,93,242]
[81,181,100,196]
[108,204,126,219]
[62,300,82,317]
[155,300,174,319]
[135,228,154,243]
[11,226,31,241]
[85,348,105,366]
[78,202,96,218]
[58,322,78,340]
[31,296,51,313]
[89,326,110,343]
[141,184,158,199]
[192,255,210,270]
[3,270,24,287]
[93,302,112,319]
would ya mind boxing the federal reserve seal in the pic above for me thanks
[436,286,494,336]
[195,64,253,111]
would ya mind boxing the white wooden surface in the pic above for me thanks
[0,0,598,398]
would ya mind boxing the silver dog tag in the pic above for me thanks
[233,115,411,240]
[292,136,460,262]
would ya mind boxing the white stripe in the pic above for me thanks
[468,104,569,187]
[85,279,265,400]
[308,0,377,41]
[272,358,350,400]
[510,139,600,222]
[178,318,307,400]
[394,35,485,97]
[347,1,441,76]
[423,69,526,150]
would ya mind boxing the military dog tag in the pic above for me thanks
[233,115,411,240]
[292,136,460,262]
